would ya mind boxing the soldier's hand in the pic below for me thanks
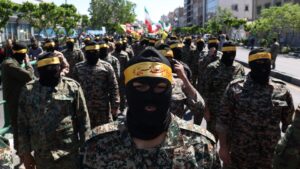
[219,146,231,166]
[21,153,36,169]
[174,61,187,81]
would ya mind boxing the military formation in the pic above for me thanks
[0,33,299,169]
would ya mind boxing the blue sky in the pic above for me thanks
[13,0,183,22]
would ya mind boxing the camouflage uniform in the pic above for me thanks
[0,136,13,169]
[80,115,221,169]
[189,47,205,86]
[17,77,91,169]
[103,53,121,78]
[216,74,295,169]
[273,103,300,169]
[125,45,135,59]
[202,60,245,138]
[62,48,84,77]
[197,51,222,94]
[171,73,205,125]
[1,58,34,151]
[112,50,130,112]
[73,60,120,128]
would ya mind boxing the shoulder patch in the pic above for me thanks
[89,121,120,139]
[62,77,81,87]
[230,77,245,85]
[174,116,216,143]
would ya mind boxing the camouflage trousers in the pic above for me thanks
[35,152,79,169]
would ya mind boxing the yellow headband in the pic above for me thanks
[44,42,55,47]
[66,39,75,43]
[84,38,91,41]
[170,43,184,49]
[222,46,236,52]
[249,52,271,62]
[13,49,27,54]
[37,57,60,68]
[208,39,219,44]
[159,49,174,58]
[99,44,109,49]
[85,45,100,51]
[124,62,173,84]
[197,39,204,43]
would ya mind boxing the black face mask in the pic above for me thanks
[99,48,108,60]
[172,48,183,61]
[66,43,74,50]
[250,60,271,85]
[185,40,191,46]
[115,45,122,53]
[126,77,172,140]
[38,64,61,87]
[221,51,236,67]
[85,51,99,65]
[13,53,25,64]
[197,44,204,52]
[45,46,55,52]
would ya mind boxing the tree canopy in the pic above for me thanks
[0,0,18,29]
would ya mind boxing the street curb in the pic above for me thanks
[236,60,300,87]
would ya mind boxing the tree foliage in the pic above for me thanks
[89,0,136,32]
[81,14,91,32]
[0,0,18,29]
[60,4,81,36]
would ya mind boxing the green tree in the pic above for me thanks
[60,4,81,36]
[0,0,17,29]
[81,14,91,32]
[89,0,136,32]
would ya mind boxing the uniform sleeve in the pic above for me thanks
[54,51,70,75]
[6,63,34,83]
[115,59,121,79]
[17,88,31,155]
[185,90,205,124]
[281,88,295,132]
[75,85,91,142]
[216,84,235,133]
[107,64,120,110]
[79,50,85,62]
[201,66,213,100]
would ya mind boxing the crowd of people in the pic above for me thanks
[0,33,299,169]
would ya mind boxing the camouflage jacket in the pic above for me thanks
[182,45,196,67]
[73,60,120,127]
[80,116,221,169]
[62,49,84,77]
[112,51,130,73]
[0,137,12,169]
[125,45,135,59]
[202,60,245,119]
[17,77,91,160]
[216,74,295,166]
[273,103,300,169]
[197,51,222,93]
[171,73,205,121]
[103,54,121,78]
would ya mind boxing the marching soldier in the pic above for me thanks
[98,41,120,78]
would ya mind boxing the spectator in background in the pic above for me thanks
[28,39,43,60]
[4,39,13,58]
[54,39,64,52]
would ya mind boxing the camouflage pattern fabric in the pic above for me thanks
[62,48,84,77]
[216,74,295,169]
[171,74,205,125]
[125,45,135,59]
[112,50,130,112]
[0,137,12,169]
[202,60,245,138]
[103,53,121,78]
[17,77,91,169]
[73,60,120,128]
[80,115,221,169]
[197,51,222,94]
[273,103,300,169]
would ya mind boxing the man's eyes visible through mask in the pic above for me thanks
[153,82,168,93]
[132,82,168,93]
[133,82,150,92]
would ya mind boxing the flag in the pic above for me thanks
[144,7,153,33]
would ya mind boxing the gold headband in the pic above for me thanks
[222,46,236,52]
[159,49,174,58]
[124,62,173,84]
[170,43,184,49]
[99,44,109,49]
[208,39,219,44]
[37,57,60,68]
[85,45,100,51]
[84,38,91,41]
[13,49,27,54]
[249,52,271,62]
[66,39,75,43]
[44,42,55,47]
[197,39,204,43]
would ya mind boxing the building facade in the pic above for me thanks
[184,0,205,26]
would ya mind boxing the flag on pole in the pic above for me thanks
[144,7,153,33]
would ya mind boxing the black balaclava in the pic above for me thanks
[196,39,205,52]
[208,37,219,52]
[12,43,27,64]
[44,39,55,52]
[84,41,99,65]
[184,37,192,46]
[125,47,172,140]
[169,40,184,61]
[98,42,109,60]
[249,48,271,85]
[66,38,75,51]
[221,41,236,67]
[37,52,61,87]
[115,41,123,53]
